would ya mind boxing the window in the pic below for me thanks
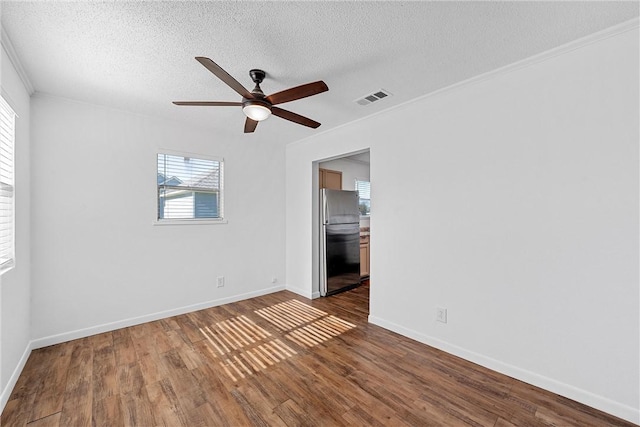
[355,179,370,216]
[0,96,16,273]
[157,153,224,222]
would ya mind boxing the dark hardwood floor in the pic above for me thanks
[2,283,636,426]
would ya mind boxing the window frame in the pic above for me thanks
[0,95,16,274]
[154,150,227,226]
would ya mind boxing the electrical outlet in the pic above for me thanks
[271,276,278,284]
[217,276,225,288]
[436,307,447,323]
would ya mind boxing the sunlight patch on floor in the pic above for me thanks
[254,299,328,331]
[199,300,355,382]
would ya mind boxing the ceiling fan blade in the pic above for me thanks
[266,81,328,105]
[244,117,258,133]
[272,107,321,128]
[195,57,253,99]
[173,101,242,106]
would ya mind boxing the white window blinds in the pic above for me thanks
[355,179,370,216]
[0,96,16,272]
[157,153,224,221]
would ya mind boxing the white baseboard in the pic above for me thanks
[0,341,33,413]
[2,286,287,413]
[284,283,315,300]
[368,315,640,425]
[31,285,285,349]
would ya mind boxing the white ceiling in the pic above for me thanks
[1,2,638,145]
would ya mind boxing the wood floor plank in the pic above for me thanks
[274,398,317,427]
[116,361,147,402]
[494,417,518,427]
[91,395,124,427]
[414,388,499,426]
[263,362,352,426]
[179,313,207,343]
[84,331,113,352]
[341,403,411,427]
[28,342,74,422]
[228,388,282,427]
[189,364,254,426]
[136,352,164,386]
[159,316,181,331]
[119,391,157,427]
[3,284,637,427]
[186,402,232,427]
[145,379,190,427]
[59,339,93,427]
[112,328,137,367]
[1,398,27,427]
[232,383,289,427]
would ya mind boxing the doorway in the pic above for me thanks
[317,150,370,311]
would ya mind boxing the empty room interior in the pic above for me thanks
[0,2,639,426]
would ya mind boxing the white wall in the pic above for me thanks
[0,44,31,408]
[285,26,639,423]
[30,95,286,344]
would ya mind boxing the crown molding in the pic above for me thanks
[1,27,35,95]
[289,16,640,149]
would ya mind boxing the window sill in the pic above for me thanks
[153,219,228,226]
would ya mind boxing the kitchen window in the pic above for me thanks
[0,96,16,273]
[156,152,224,223]
[355,179,370,217]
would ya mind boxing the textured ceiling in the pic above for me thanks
[1,2,638,145]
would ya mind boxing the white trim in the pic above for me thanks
[368,315,640,425]
[2,285,285,412]
[31,285,284,349]
[0,341,32,413]
[153,218,228,226]
[288,17,640,151]
[285,283,316,300]
[157,148,223,163]
[0,28,34,95]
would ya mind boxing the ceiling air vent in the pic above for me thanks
[355,89,392,106]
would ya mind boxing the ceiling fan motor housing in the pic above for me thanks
[249,69,266,84]
[242,97,271,110]
[248,69,268,99]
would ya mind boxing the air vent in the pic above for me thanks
[355,89,392,106]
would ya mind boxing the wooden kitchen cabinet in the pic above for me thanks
[319,168,342,190]
[360,236,370,278]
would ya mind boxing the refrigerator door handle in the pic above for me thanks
[320,224,327,296]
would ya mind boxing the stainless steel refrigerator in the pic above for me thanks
[320,189,361,296]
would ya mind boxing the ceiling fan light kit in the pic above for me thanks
[173,58,328,133]
[242,101,271,121]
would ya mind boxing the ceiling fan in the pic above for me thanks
[173,57,329,133]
